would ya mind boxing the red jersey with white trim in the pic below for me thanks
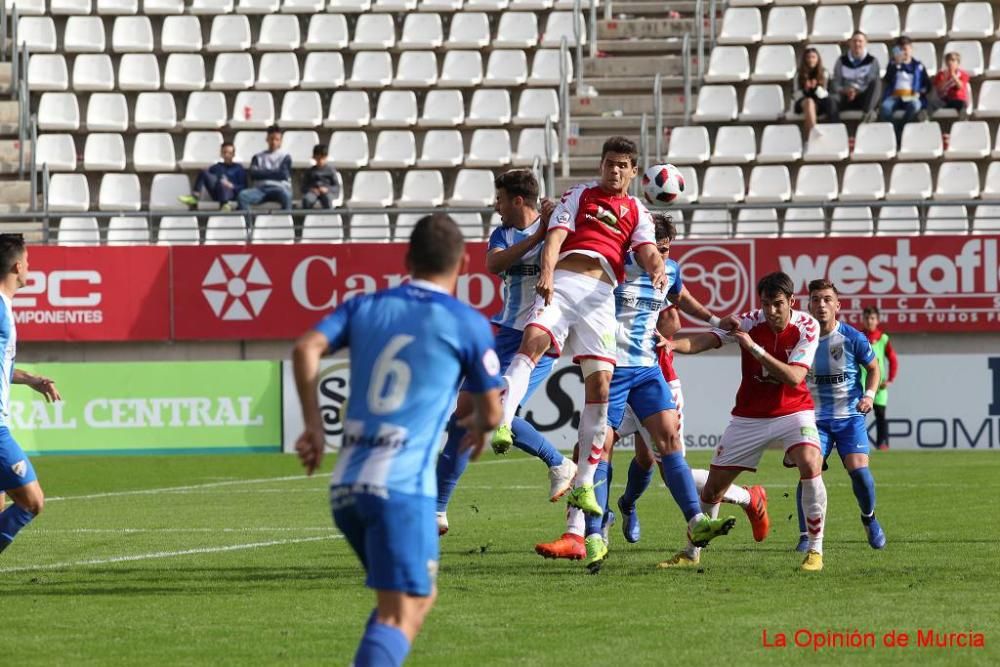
[713,309,820,418]
[657,344,679,382]
[549,180,656,284]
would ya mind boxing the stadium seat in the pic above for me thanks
[35,134,77,172]
[840,163,886,201]
[419,0,462,10]
[282,0,323,11]
[886,162,933,200]
[793,164,838,202]
[301,214,344,242]
[329,0,370,10]
[763,7,807,43]
[417,90,465,127]
[64,17,106,53]
[348,215,391,241]
[373,0,416,10]
[278,91,323,128]
[133,133,177,172]
[752,45,796,82]
[348,52,394,88]
[511,0,551,8]
[983,163,1000,199]
[739,85,784,121]
[119,54,160,91]
[400,14,444,49]
[50,175,91,212]
[467,90,512,127]
[164,54,206,91]
[328,131,369,168]
[700,166,745,203]
[783,207,826,237]
[693,85,738,122]
[950,2,993,39]
[352,14,396,50]
[925,205,969,234]
[372,91,418,128]
[205,216,248,244]
[712,126,757,164]
[672,166,698,204]
[112,16,153,53]
[179,131,223,169]
[161,17,202,53]
[418,129,463,167]
[99,173,141,211]
[975,81,1000,117]
[86,93,128,131]
[349,170,394,206]
[530,49,572,86]
[466,129,512,167]
[810,6,853,43]
[440,51,484,87]
[904,2,946,40]
[541,12,585,48]
[325,91,371,128]
[237,0,280,13]
[51,0,94,14]
[449,169,495,206]
[157,216,201,245]
[911,42,937,77]
[28,55,69,92]
[496,12,539,48]
[514,89,559,125]
[302,53,346,89]
[207,16,251,52]
[757,124,802,162]
[899,122,943,160]
[830,207,874,237]
[486,50,529,86]
[107,217,150,245]
[233,131,265,164]
[282,131,320,168]
[745,165,791,203]
[393,213,422,241]
[944,41,984,77]
[98,0,138,13]
[688,210,731,238]
[852,123,897,161]
[808,43,841,76]
[717,8,762,45]
[73,54,115,92]
[149,173,192,209]
[18,17,56,53]
[735,208,780,237]
[257,53,300,90]
[230,92,275,129]
[466,0,507,9]
[986,43,1000,78]
[258,15,301,51]
[453,213,488,240]
[398,170,446,207]
[306,15,349,50]
[705,46,750,83]
[448,12,490,48]
[804,124,849,162]
[183,92,228,129]
[666,126,710,164]
[190,0,234,14]
[858,5,900,41]
[39,93,80,131]
[394,51,439,88]
[211,53,255,90]
[934,162,980,200]
[57,217,100,244]
[251,215,295,243]
[876,205,920,236]
[513,127,559,165]
[972,205,1000,234]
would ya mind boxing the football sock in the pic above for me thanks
[566,505,585,537]
[619,457,654,512]
[511,417,563,467]
[584,461,610,537]
[605,462,614,513]
[800,476,827,554]
[500,354,534,427]
[574,402,609,486]
[354,621,410,667]
[435,415,471,513]
[0,504,36,554]
[659,452,701,521]
[796,481,806,537]
[849,466,877,520]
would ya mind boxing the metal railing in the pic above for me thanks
[559,37,570,178]
[28,112,36,205]
[9,6,19,99]
[0,1,7,64]
[695,0,704,83]
[637,112,649,192]
[588,0,597,59]
[682,33,692,125]
[653,72,663,162]
[543,116,556,194]
[573,0,583,96]
[709,0,719,47]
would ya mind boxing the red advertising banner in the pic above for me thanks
[14,245,170,341]
[170,243,501,340]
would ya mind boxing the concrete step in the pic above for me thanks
[611,1,696,16]
[0,180,32,210]
[598,19,696,40]
[0,139,27,171]
[574,114,685,132]
[572,94,689,116]
[0,100,19,136]
[0,64,11,94]
[596,38,689,53]
[584,55,684,78]
[0,221,44,241]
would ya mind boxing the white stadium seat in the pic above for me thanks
[440,51,483,87]
[467,90,512,127]
[904,3,946,40]
[541,12,585,48]
[693,85,738,122]
[301,215,344,242]
[757,124,802,162]
[237,0,280,13]
[394,51,439,88]
[58,217,100,244]
[18,17,56,53]
[717,8,762,45]
[783,208,826,237]
[278,91,323,128]
[190,0,234,14]
[351,14,396,50]
[179,131,223,169]
[419,89,465,127]
[211,53,255,90]
[149,173,192,210]
[256,53,300,90]
[35,134,77,171]
[465,0,507,9]
[752,45,795,82]
[230,91,274,129]
[258,15,301,51]
[400,14,444,49]
[466,129,512,167]
[328,131,369,168]
[157,217,201,245]
[886,162,933,201]
[329,0,371,11]
[349,171,394,207]
[852,123,897,161]
[803,123,849,162]
[348,52,394,88]
[448,169,495,206]
[700,166,745,203]
[98,0,138,13]
[372,0,417,10]
[745,165,791,203]
[112,16,153,53]
[205,216,248,244]
[233,131,265,164]
[840,163,886,201]
[373,91,419,128]
[84,134,126,171]
[302,53,346,89]
[712,126,757,164]
[144,0,184,10]
[809,6,852,43]
[739,85,784,121]
[735,208,780,237]
[514,89,559,125]
[705,46,750,83]
[793,164,838,202]
[86,93,128,131]
[942,121,988,160]
[107,217,150,245]
[73,54,115,92]
[973,205,1000,234]
[133,133,177,172]
[673,166,699,204]
[763,7,807,44]
[448,13,490,49]
[135,93,177,130]
[420,0,462,10]
[830,207,874,237]
[251,215,295,243]
[39,93,80,131]
[983,163,1000,200]
[164,54,206,91]
[398,170,446,207]
[51,0,94,14]
[858,4,901,41]
[348,215,391,241]
[325,91,371,128]
[667,126,710,164]
[486,50,528,86]
[975,81,1000,118]
[207,16,251,52]
[99,173,141,211]
[925,205,969,235]
[282,0,324,12]
[183,91,228,129]
[899,122,943,161]
[513,127,559,166]
[49,175,91,212]
[306,15,349,50]
[688,210,731,238]
[530,49,572,86]
[986,43,1000,79]
[934,162,980,200]
[950,2,993,39]
[371,131,418,168]
[495,13,539,48]
[877,206,920,236]
[28,54,69,92]
[118,54,160,91]
[162,16,203,53]
[418,130,464,167]
[64,17,106,53]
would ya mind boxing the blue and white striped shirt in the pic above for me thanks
[0,294,15,427]
[614,254,682,367]
[488,218,543,331]
[808,321,876,421]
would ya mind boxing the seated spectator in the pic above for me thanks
[793,47,831,141]
[931,51,971,118]
[301,144,341,210]
[879,36,929,141]
[178,142,246,211]
[238,125,292,211]
[830,31,881,123]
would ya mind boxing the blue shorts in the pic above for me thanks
[818,415,870,461]
[331,488,438,597]
[608,366,675,430]
[493,325,555,404]
[0,426,37,491]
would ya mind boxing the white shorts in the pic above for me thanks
[619,379,685,459]
[712,410,820,472]
[526,269,617,365]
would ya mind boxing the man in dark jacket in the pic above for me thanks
[830,31,882,122]
[301,144,341,209]
[178,142,247,211]
[879,36,929,141]
[238,125,293,211]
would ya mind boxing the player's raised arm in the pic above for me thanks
[535,226,567,305]
[631,206,666,290]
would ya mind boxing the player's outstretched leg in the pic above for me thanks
[435,415,472,535]
[0,480,43,556]
[510,417,576,501]
[566,402,609,516]
[492,353,536,454]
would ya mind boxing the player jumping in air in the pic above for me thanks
[293,215,503,666]
[798,279,886,551]
[669,272,827,572]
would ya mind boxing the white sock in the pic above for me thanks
[566,506,585,537]
[574,402,608,487]
[500,353,534,426]
[690,468,751,507]
[690,467,709,491]
[800,476,828,554]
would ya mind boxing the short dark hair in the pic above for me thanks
[266,125,283,136]
[896,35,912,47]
[851,30,867,40]
[652,213,676,242]
[494,169,539,205]
[757,271,795,299]
[0,234,25,275]
[863,306,881,317]
[808,279,838,295]
[600,136,639,168]
[408,214,465,276]
[313,143,328,157]
[221,141,234,150]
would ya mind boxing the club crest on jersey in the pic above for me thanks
[11,460,26,478]
[831,345,844,361]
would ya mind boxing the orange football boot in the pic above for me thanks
[743,485,770,542]
[535,533,585,560]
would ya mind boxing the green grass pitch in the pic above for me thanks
[2,450,998,665]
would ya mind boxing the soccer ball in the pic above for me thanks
[641,164,685,206]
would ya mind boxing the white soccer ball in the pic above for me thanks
[641,163,685,206]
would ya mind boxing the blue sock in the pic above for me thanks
[435,416,472,513]
[796,481,806,535]
[0,504,36,554]
[584,461,610,536]
[354,621,410,667]
[849,466,877,519]
[606,463,613,513]
[511,417,563,467]
[659,452,701,522]
[619,457,654,511]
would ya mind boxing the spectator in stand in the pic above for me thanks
[861,306,898,452]
[879,36,930,142]
[301,144,341,210]
[931,51,971,118]
[238,125,293,211]
[177,142,246,211]
[793,47,831,142]
[830,31,881,123]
